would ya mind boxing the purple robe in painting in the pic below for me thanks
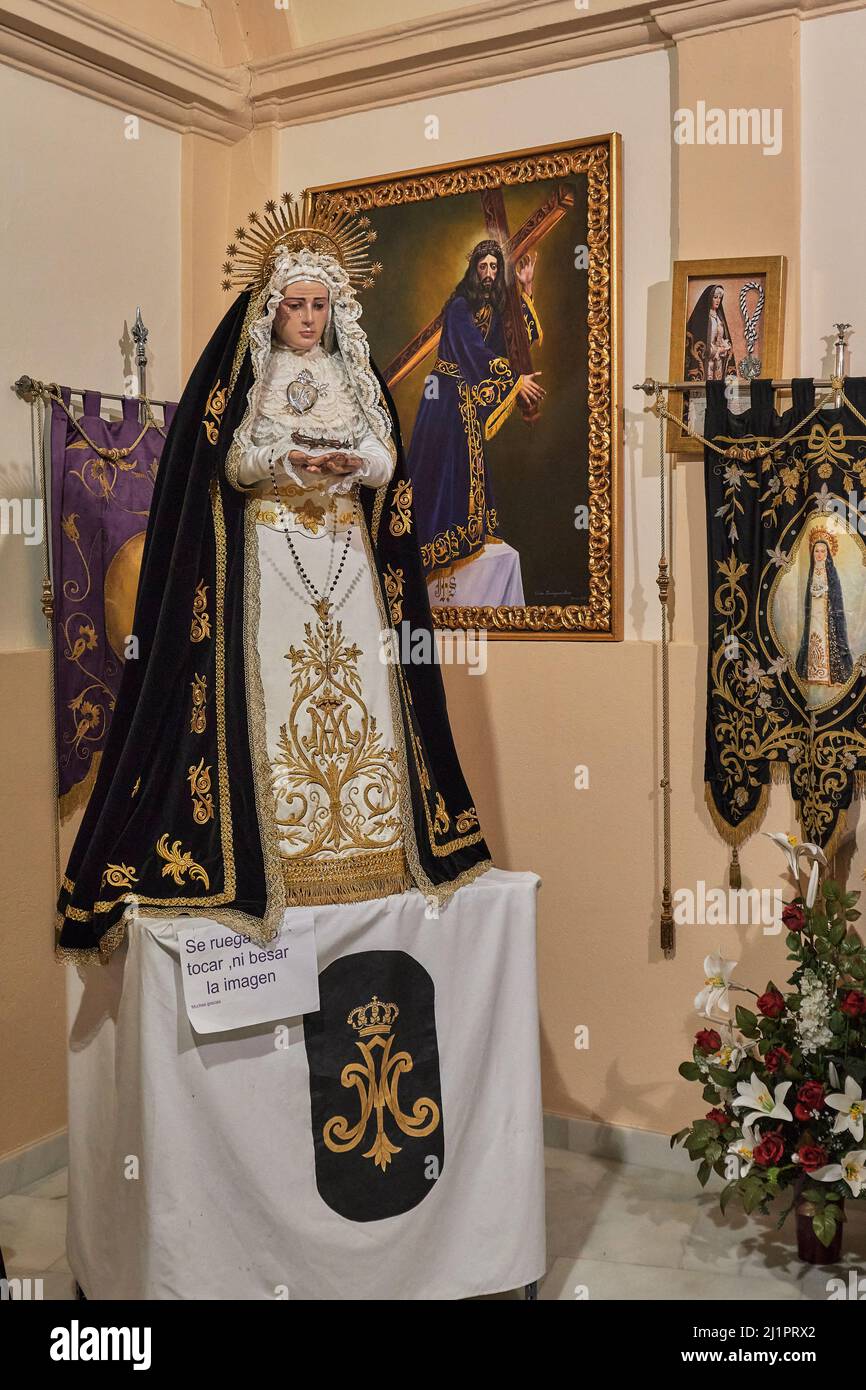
[406,292,541,576]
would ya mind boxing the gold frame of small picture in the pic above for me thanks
[667,256,787,457]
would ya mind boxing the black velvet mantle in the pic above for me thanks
[57,289,492,958]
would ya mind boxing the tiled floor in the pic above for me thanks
[3,1147,865,1300]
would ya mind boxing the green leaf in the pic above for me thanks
[736,1005,759,1036]
[679,1061,702,1082]
[812,1207,839,1248]
[702,1084,721,1105]
[719,1182,738,1215]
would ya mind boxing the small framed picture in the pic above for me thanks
[666,256,787,457]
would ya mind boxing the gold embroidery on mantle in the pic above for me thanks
[190,580,211,643]
[383,565,405,624]
[323,994,440,1171]
[389,481,413,537]
[56,478,249,959]
[190,673,207,734]
[155,834,210,890]
[188,757,215,824]
[131,776,140,798]
[101,863,138,890]
[203,379,226,445]
[433,792,450,836]
[273,611,401,862]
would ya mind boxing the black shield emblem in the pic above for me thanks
[303,950,444,1222]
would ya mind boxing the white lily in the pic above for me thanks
[706,1043,747,1073]
[767,828,828,906]
[731,1072,793,1128]
[812,1151,866,1197]
[827,1075,866,1142]
[764,831,803,878]
[695,953,738,1017]
[764,832,828,907]
[728,1122,761,1177]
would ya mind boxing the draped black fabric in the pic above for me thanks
[703,376,866,854]
[57,290,491,958]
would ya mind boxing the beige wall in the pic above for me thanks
[3,6,864,1164]
[0,64,181,1156]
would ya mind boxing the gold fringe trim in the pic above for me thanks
[431,539,498,580]
[821,807,849,863]
[704,766,852,862]
[282,846,412,905]
[703,780,770,848]
[485,376,522,441]
[58,752,102,825]
[54,895,286,967]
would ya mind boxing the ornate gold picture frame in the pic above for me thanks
[666,255,787,458]
[310,133,623,640]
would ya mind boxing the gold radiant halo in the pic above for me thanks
[221,190,383,294]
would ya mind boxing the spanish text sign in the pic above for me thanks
[176,909,319,1035]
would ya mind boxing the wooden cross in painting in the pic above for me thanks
[382,183,574,423]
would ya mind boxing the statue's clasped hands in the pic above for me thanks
[286,448,364,478]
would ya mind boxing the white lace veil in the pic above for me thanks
[243,244,392,445]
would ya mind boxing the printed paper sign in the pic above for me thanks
[176,909,319,1035]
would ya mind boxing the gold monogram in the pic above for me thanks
[323,995,440,1172]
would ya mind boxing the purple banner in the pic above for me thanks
[49,391,177,819]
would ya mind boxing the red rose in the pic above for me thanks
[797,1144,828,1172]
[695,1029,722,1054]
[794,1103,813,1122]
[782,903,806,933]
[840,991,866,1018]
[798,1081,825,1111]
[706,1108,728,1127]
[753,1133,786,1167]
[765,1046,791,1074]
[757,990,786,1019]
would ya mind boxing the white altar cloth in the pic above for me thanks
[428,540,526,609]
[65,868,545,1300]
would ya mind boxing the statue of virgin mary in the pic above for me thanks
[57,194,493,959]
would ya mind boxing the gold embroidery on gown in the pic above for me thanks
[247,344,412,904]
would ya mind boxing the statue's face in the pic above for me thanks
[712,287,723,308]
[475,254,499,290]
[273,279,329,351]
[814,542,828,565]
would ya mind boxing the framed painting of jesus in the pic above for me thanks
[310,133,623,640]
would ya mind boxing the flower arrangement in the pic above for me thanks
[673,833,866,1255]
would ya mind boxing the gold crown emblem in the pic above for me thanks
[347,995,399,1037]
[221,190,382,294]
[809,525,840,557]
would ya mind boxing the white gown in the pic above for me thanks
[228,340,412,905]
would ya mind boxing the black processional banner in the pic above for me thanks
[704,378,866,855]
